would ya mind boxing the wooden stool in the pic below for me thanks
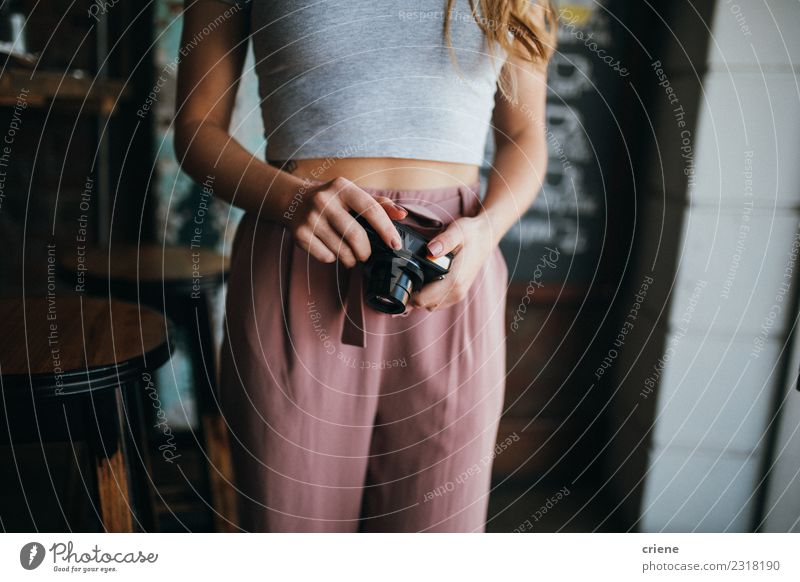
[0,296,170,532]
[59,244,237,531]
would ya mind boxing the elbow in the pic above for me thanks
[539,146,549,177]
[174,115,230,170]
[173,116,209,176]
[525,130,549,178]
[496,128,549,174]
[173,118,193,165]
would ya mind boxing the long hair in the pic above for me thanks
[443,0,558,95]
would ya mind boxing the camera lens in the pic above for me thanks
[364,256,423,315]
[368,270,413,314]
[373,295,401,308]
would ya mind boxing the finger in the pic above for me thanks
[304,235,337,264]
[342,185,403,251]
[374,195,408,220]
[312,220,358,268]
[426,222,465,258]
[411,278,451,310]
[327,208,373,262]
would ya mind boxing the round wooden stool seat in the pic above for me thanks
[0,296,170,396]
[0,295,171,532]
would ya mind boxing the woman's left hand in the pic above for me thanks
[411,214,496,311]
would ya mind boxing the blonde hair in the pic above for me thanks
[444,0,558,95]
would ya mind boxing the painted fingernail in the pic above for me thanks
[428,241,443,257]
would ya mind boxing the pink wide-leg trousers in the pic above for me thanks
[218,182,508,532]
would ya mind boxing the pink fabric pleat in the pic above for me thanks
[219,181,509,532]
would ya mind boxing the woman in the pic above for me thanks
[174,0,554,532]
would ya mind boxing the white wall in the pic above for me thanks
[621,1,800,531]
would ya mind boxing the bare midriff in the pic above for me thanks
[272,157,481,190]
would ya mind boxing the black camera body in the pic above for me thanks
[351,211,454,314]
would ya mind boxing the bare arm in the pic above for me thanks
[413,54,549,310]
[480,54,549,247]
[173,0,404,267]
[173,0,299,219]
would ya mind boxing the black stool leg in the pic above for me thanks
[87,385,154,532]
[122,378,157,532]
[87,387,134,532]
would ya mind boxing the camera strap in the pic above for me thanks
[340,261,367,348]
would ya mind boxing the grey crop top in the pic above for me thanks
[216,0,506,165]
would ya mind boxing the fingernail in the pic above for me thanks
[394,203,408,215]
[392,236,402,250]
[428,241,443,257]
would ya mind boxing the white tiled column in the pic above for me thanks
[632,1,800,532]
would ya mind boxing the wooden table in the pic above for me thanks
[73,245,230,292]
[0,296,170,532]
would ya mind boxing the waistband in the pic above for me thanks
[339,181,483,348]
[358,181,480,201]
[291,176,482,207]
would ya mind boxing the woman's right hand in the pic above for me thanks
[284,176,408,268]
